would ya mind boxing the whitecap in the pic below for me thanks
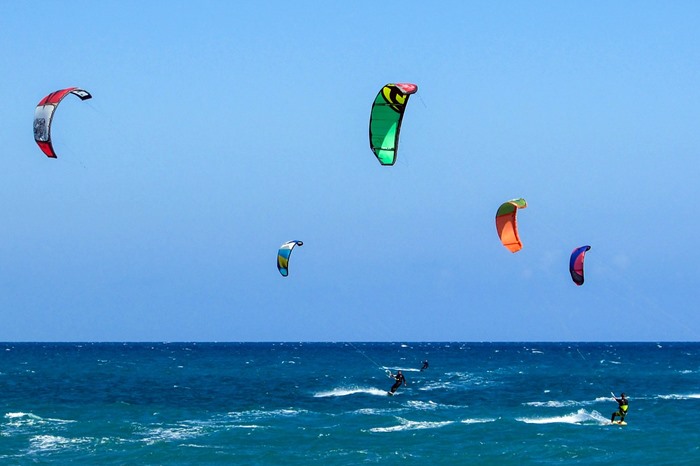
[383,366,421,373]
[658,393,700,400]
[225,408,306,425]
[29,435,91,453]
[314,387,388,398]
[139,425,204,445]
[461,418,496,424]
[406,400,439,410]
[368,417,454,433]
[516,409,609,425]
[418,381,453,391]
[4,412,75,427]
[524,400,581,408]
[353,408,396,416]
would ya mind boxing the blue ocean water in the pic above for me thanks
[1,342,699,465]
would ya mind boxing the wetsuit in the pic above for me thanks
[611,397,629,422]
[390,372,406,393]
[420,361,429,371]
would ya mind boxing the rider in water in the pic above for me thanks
[389,370,406,394]
[420,360,429,371]
[611,392,629,423]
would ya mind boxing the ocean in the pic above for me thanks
[1,342,698,465]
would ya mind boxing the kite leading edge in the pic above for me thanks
[33,87,92,158]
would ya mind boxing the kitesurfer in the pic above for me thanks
[420,360,429,371]
[611,392,629,423]
[389,370,406,394]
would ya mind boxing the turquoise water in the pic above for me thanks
[1,342,699,464]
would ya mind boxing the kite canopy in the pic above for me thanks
[277,240,303,277]
[495,198,527,253]
[369,83,418,165]
[569,245,591,286]
[33,87,92,158]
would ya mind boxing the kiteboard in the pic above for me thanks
[387,391,394,396]
[611,421,627,426]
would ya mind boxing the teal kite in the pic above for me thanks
[369,83,418,165]
[277,240,303,277]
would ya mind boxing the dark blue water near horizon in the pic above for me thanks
[1,342,699,464]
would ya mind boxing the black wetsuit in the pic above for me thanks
[611,396,629,422]
[420,361,429,371]
[390,372,406,393]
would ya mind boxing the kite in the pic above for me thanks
[495,198,527,253]
[33,87,92,158]
[277,240,303,277]
[569,245,591,286]
[369,83,418,165]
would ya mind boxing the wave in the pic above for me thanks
[516,409,609,425]
[461,418,496,424]
[658,393,700,400]
[382,366,422,373]
[314,387,388,398]
[419,381,454,391]
[523,396,612,408]
[4,412,75,428]
[138,425,204,445]
[418,371,490,392]
[524,400,582,408]
[28,435,91,453]
[353,407,396,416]
[367,417,454,433]
[406,400,439,410]
[226,408,307,422]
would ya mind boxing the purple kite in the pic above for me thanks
[569,245,591,286]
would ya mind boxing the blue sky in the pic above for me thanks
[1,1,699,341]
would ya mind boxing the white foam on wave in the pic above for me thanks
[29,435,91,453]
[524,397,610,408]
[368,417,454,433]
[516,409,609,425]
[382,366,421,373]
[406,400,439,410]
[4,412,75,427]
[658,393,700,400]
[5,412,40,420]
[419,381,453,391]
[139,425,204,445]
[354,407,395,416]
[461,418,496,425]
[226,408,306,424]
[420,372,488,391]
[524,400,581,408]
[314,387,388,398]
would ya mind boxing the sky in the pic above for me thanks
[1,1,699,342]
